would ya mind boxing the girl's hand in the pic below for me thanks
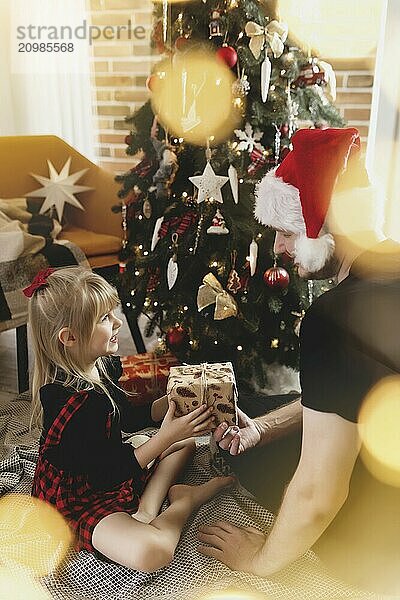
[159,400,214,445]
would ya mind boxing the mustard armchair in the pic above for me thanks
[0,135,122,268]
[0,135,124,392]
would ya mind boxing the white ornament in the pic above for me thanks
[189,161,228,204]
[27,158,92,222]
[181,71,205,132]
[249,239,258,276]
[261,56,272,102]
[143,197,152,219]
[167,256,179,290]
[167,232,179,290]
[234,122,264,154]
[151,216,164,251]
[228,164,239,204]
[207,208,229,234]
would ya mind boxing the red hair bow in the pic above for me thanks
[23,268,55,298]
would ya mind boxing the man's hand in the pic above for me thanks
[197,521,268,576]
[214,407,261,455]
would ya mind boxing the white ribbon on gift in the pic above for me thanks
[200,362,208,406]
[245,20,288,60]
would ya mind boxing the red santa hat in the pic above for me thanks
[254,127,361,272]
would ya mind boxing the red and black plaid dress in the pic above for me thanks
[32,357,157,553]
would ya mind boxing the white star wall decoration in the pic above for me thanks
[189,161,229,204]
[27,158,93,221]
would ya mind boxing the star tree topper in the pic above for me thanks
[27,158,93,221]
[189,161,229,204]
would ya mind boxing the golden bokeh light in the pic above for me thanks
[198,592,268,600]
[327,186,386,253]
[0,569,51,599]
[369,140,400,243]
[358,376,400,487]
[150,50,239,146]
[0,494,74,577]
[278,0,383,58]
[153,0,195,3]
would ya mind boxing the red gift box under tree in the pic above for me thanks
[119,352,180,405]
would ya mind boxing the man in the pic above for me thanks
[197,127,400,595]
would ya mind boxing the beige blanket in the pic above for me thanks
[0,393,388,600]
[0,198,61,262]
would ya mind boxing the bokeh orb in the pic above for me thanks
[198,592,268,600]
[150,50,239,146]
[278,0,383,58]
[358,376,400,487]
[0,494,74,576]
[0,570,51,599]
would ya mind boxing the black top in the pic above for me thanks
[299,240,400,594]
[40,356,155,490]
[300,239,400,421]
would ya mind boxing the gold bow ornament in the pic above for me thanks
[245,20,288,61]
[197,273,238,320]
[245,20,288,102]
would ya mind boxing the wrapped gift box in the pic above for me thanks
[166,362,238,428]
[120,352,180,405]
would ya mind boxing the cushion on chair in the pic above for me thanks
[58,227,121,257]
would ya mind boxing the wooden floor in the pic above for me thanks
[0,307,141,401]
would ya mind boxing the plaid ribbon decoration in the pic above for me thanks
[159,211,197,239]
[130,157,156,178]
[247,147,269,175]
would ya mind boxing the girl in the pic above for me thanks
[25,266,233,572]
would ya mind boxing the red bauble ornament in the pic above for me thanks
[175,36,189,51]
[263,266,290,290]
[166,326,189,350]
[124,134,133,146]
[216,45,237,68]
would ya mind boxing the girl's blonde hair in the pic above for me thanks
[28,266,121,429]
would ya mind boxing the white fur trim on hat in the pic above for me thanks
[254,169,306,234]
[294,233,335,273]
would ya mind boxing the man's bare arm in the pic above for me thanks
[215,398,302,455]
[254,397,302,446]
[199,406,361,576]
[257,407,361,574]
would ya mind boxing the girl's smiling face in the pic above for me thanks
[87,308,123,362]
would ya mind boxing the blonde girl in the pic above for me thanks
[25,266,233,572]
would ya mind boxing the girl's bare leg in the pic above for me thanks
[132,438,196,523]
[92,476,234,572]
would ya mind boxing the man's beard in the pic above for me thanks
[295,251,341,281]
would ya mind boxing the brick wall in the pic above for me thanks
[89,0,155,173]
[89,2,376,174]
[329,57,375,146]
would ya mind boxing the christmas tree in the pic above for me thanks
[114,0,343,393]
